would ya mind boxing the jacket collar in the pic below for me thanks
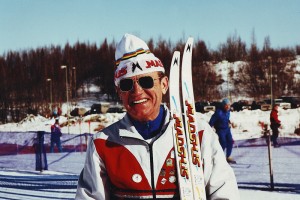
[119,104,170,141]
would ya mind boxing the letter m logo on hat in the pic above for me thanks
[132,62,143,73]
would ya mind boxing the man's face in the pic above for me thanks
[224,103,231,111]
[117,72,169,122]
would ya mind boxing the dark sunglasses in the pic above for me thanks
[119,76,161,92]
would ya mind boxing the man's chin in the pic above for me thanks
[128,108,156,121]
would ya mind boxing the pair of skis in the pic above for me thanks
[169,38,206,200]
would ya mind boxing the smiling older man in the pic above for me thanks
[76,34,239,200]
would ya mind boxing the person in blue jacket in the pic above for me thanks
[209,98,236,163]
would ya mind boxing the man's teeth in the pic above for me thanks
[133,99,147,104]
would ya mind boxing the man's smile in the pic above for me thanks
[132,98,148,105]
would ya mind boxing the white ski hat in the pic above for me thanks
[114,33,165,86]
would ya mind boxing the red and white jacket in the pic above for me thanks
[76,105,239,200]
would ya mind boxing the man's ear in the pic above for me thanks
[161,76,169,95]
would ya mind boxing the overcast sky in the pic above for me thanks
[0,0,299,54]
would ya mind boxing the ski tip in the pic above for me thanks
[173,51,180,57]
[187,37,194,42]
[184,38,194,52]
[171,51,180,67]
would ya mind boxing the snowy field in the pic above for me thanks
[0,144,300,200]
[0,106,300,199]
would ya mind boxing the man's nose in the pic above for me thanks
[131,80,143,93]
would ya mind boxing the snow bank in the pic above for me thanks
[0,108,299,141]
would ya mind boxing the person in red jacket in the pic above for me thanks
[270,104,281,147]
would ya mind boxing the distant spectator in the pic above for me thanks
[57,107,62,116]
[52,106,58,118]
[270,104,281,147]
[52,106,62,118]
[50,118,62,153]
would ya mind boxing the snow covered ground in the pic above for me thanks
[0,144,300,200]
[0,106,300,199]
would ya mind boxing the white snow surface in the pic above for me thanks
[1,106,299,141]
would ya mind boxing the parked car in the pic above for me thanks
[275,99,291,110]
[195,101,215,113]
[264,99,291,110]
[70,107,88,116]
[251,101,261,110]
[210,101,222,110]
[279,96,300,109]
[231,100,251,111]
[84,103,110,116]
[251,101,271,111]
[107,106,126,113]
[260,101,272,111]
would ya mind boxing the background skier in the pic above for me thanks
[209,98,236,164]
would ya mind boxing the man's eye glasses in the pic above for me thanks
[119,76,160,92]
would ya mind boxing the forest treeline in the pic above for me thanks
[0,34,299,122]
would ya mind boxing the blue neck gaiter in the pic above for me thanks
[130,106,165,140]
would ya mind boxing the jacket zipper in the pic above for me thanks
[120,136,157,199]
[148,143,156,199]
